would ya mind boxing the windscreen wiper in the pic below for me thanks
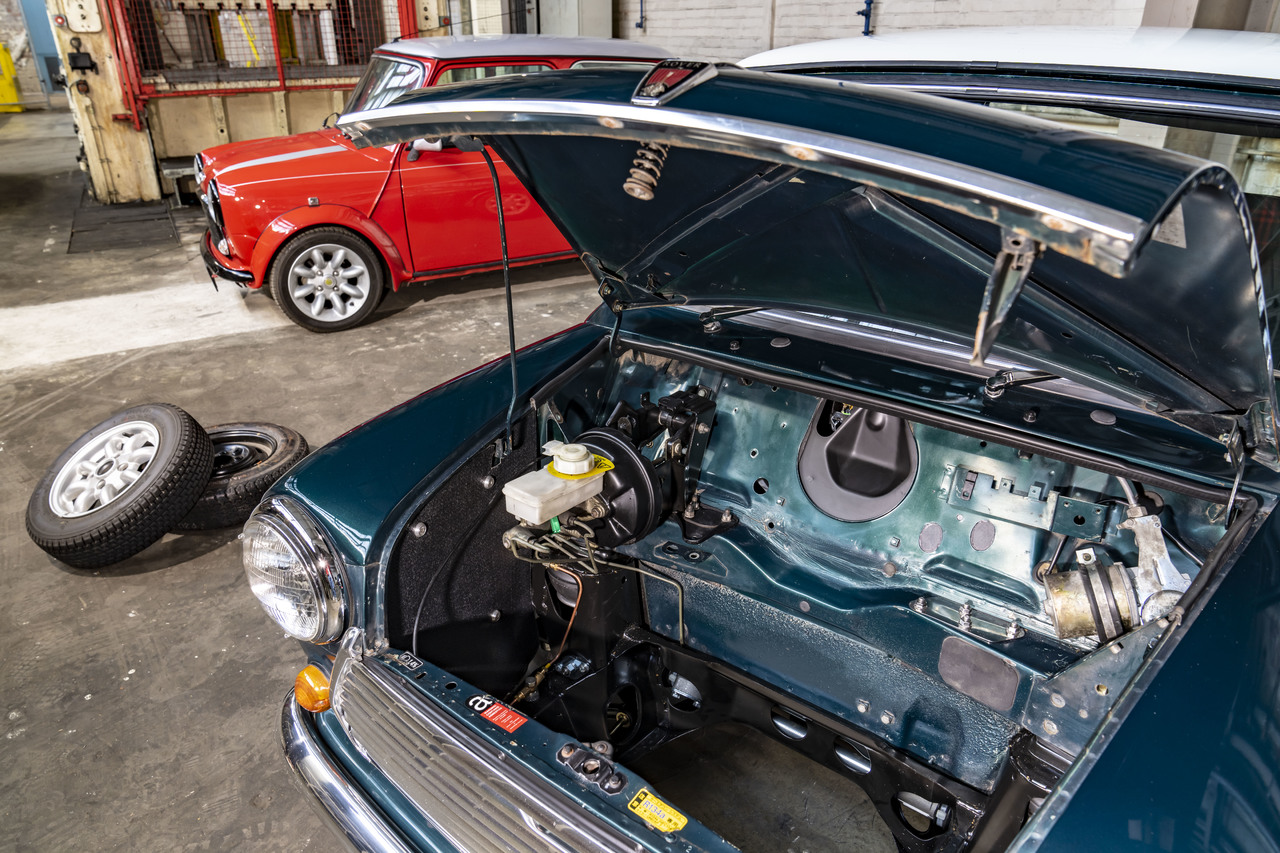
[698,306,768,332]
[982,369,1060,399]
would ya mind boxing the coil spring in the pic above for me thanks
[622,141,669,201]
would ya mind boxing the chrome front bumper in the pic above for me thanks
[281,690,415,853]
[200,231,254,285]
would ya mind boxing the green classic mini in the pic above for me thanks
[241,60,1280,852]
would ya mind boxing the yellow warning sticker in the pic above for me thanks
[627,788,688,833]
[547,455,615,481]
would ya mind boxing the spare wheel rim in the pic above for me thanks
[49,421,161,518]
[210,429,277,477]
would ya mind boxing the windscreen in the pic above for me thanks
[344,56,426,115]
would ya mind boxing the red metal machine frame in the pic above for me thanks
[103,0,418,133]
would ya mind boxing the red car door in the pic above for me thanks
[396,60,572,278]
[397,142,569,277]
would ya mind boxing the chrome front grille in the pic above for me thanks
[200,181,226,248]
[331,653,638,853]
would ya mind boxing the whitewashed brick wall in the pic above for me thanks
[612,0,774,62]
[612,0,1147,61]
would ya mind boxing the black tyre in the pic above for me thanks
[173,422,309,531]
[26,403,214,569]
[269,227,385,332]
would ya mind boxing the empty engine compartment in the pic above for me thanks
[385,344,1233,851]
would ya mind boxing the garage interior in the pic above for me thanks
[2,0,1280,851]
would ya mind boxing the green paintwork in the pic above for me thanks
[342,67,1275,452]
[267,325,604,568]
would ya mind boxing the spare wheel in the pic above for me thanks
[26,403,214,569]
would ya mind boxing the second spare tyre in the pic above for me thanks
[26,403,214,569]
[174,422,309,531]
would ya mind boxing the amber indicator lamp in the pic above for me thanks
[294,665,331,712]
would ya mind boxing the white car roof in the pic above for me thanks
[741,27,1280,84]
[378,34,671,63]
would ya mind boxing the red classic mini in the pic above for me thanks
[196,35,668,332]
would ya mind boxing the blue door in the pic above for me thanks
[18,0,59,94]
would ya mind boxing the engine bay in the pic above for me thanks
[385,344,1231,851]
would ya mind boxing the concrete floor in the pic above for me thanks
[0,109,600,852]
[631,724,896,853]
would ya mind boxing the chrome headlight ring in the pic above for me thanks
[242,496,347,644]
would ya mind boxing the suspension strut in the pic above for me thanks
[623,141,670,201]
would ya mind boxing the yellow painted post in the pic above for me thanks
[0,43,23,113]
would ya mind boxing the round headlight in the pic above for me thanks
[242,498,346,643]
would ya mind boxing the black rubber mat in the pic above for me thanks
[68,194,179,253]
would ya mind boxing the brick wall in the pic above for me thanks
[613,0,1148,61]
[612,0,773,62]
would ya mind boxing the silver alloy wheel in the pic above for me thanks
[48,420,160,518]
[286,242,373,324]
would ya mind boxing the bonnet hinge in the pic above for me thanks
[972,230,1042,366]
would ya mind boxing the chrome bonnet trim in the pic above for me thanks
[340,97,1153,277]
[281,689,416,853]
[852,82,1280,124]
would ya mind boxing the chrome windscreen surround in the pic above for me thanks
[328,629,646,853]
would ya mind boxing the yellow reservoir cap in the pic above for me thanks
[295,664,331,712]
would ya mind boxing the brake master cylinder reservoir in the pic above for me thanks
[503,441,611,525]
